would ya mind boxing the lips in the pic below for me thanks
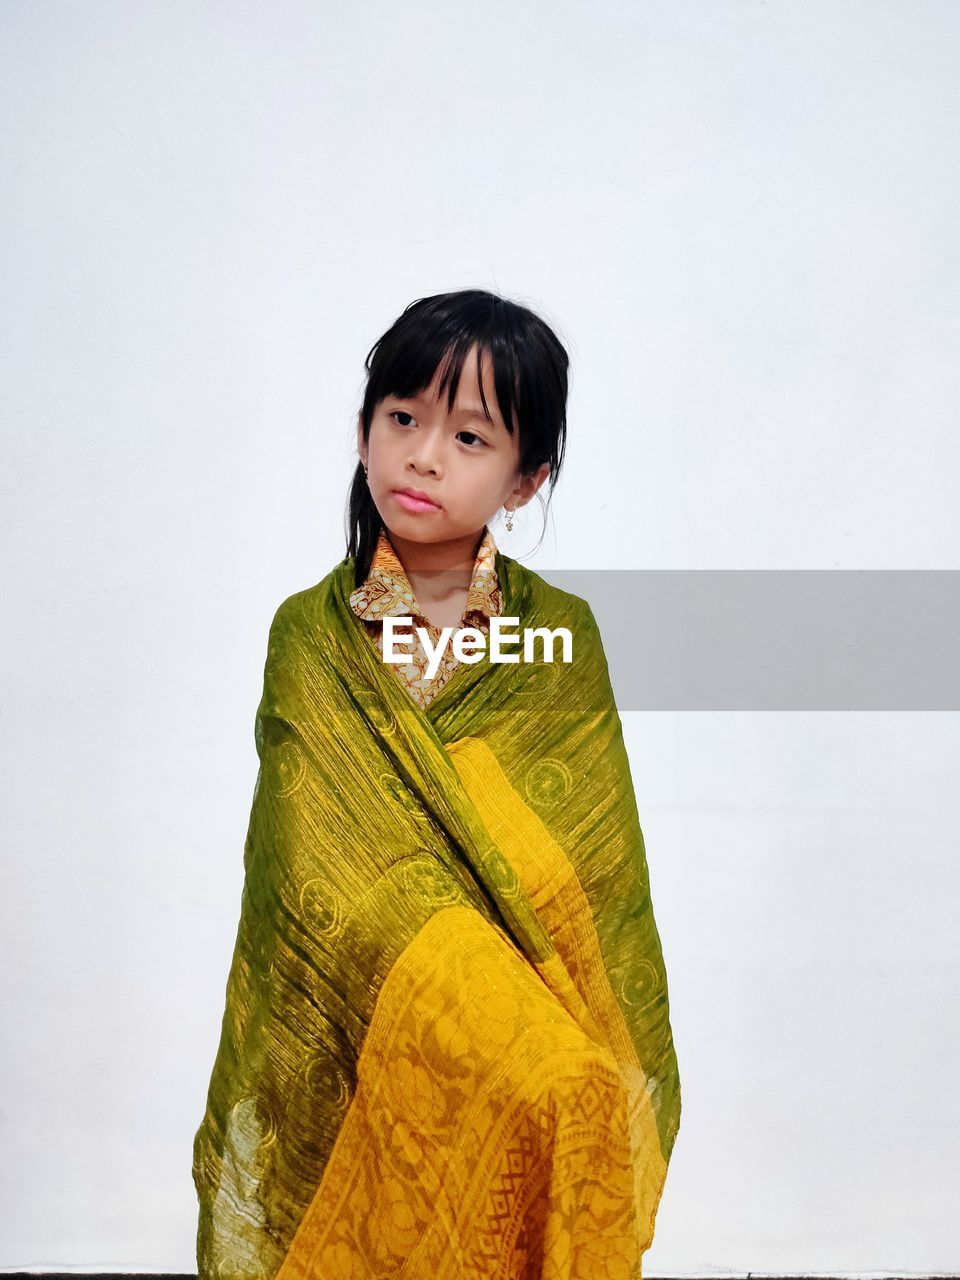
[392,488,441,512]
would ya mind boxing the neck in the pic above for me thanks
[383,525,485,605]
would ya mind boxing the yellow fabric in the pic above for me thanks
[192,542,681,1279]
[273,907,639,1279]
[349,523,502,709]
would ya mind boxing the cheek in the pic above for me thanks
[366,422,393,464]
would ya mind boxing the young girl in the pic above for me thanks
[192,289,681,1279]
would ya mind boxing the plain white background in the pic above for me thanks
[1,0,958,1271]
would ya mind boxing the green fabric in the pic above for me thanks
[192,548,681,1276]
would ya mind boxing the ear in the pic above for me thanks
[356,414,366,467]
[509,462,550,509]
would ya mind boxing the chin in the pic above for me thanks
[379,512,442,540]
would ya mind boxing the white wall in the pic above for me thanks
[1,0,957,1270]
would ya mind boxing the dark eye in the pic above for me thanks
[458,431,486,448]
[390,411,415,426]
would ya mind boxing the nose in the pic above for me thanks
[407,425,443,475]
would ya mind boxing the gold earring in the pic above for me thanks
[505,506,515,531]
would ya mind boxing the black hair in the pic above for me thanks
[345,288,569,586]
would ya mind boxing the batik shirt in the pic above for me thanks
[349,524,502,709]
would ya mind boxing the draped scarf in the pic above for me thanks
[192,546,681,1279]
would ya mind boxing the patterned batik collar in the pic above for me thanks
[349,524,502,625]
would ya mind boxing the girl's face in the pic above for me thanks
[357,343,549,547]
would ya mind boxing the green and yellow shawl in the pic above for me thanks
[192,547,681,1279]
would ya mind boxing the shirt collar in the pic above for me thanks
[349,524,502,623]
